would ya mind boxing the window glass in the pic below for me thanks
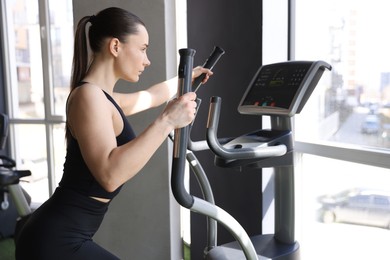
[5,0,72,119]
[297,154,390,259]
[2,0,72,202]
[7,0,44,119]
[13,124,49,202]
[53,123,66,187]
[294,1,390,259]
[49,0,73,117]
[294,0,390,150]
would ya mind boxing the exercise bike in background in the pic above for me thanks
[0,113,34,243]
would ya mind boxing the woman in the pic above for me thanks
[15,7,212,260]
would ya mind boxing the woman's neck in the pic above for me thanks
[83,56,118,95]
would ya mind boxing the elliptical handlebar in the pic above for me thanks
[187,46,226,152]
[171,48,196,209]
[206,96,288,160]
[192,46,225,92]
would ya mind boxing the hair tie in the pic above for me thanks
[89,15,96,24]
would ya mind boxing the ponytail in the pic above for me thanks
[70,16,91,91]
[67,16,92,143]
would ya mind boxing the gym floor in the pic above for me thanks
[0,238,15,260]
[0,237,187,260]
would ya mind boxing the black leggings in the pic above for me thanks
[15,187,119,260]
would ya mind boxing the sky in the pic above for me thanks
[295,0,390,93]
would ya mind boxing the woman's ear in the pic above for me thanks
[109,38,120,57]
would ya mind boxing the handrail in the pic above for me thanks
[207,96,287,160]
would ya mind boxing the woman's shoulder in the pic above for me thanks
[70,83,108,103]
[67,84,112,113]
[73,82,106,95]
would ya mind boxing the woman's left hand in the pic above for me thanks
[192,66,214,84]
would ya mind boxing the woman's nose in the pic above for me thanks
[144,55,151,67]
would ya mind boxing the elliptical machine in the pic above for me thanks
[171,48,331,259]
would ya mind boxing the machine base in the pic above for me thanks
[205,234,300,260]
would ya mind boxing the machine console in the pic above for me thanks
[238,61,331,117]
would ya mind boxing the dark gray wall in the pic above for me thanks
[187,1,263,259]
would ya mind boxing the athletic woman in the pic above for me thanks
[15,7,212,260]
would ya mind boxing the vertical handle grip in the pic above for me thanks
[193,46,225,92]
[171,48,196,208]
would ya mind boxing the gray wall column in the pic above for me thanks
[73,1,180,259]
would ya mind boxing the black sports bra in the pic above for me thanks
[59,89,136,199]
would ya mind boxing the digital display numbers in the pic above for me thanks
[242,63,310,109]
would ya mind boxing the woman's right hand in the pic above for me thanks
[162,92,197,129]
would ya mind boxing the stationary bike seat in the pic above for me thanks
[0,168,31,186]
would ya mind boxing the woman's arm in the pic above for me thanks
[113,77,177,116]
[113,66,213,116]
[67,84,197,192]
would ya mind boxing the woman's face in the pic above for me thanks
[116,24,151,82]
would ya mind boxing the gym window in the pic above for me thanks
[291,0,390,259]
[0,0,73,202]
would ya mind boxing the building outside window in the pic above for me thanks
[293,0,390,259]
[1,0,73,202]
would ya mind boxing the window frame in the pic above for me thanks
[295,141,390,169]
[0,0,66,195]
[263,0,390,169]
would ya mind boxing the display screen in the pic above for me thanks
[241,62,312,109]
